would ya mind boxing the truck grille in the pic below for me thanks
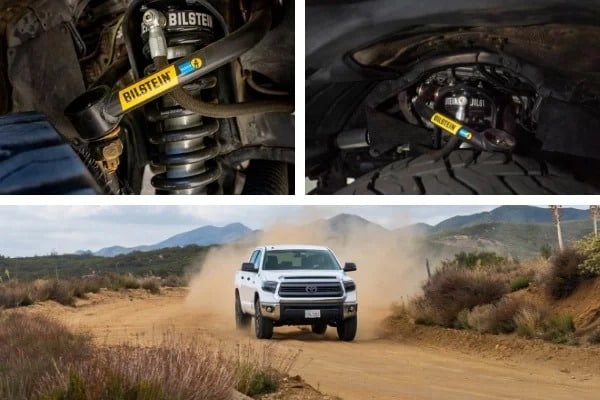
[278,282,343,298]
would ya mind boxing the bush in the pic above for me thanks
[542,314,576,344]
[509,276,530,292]
[141,277,161,294]
[235,344,298,397]
[107,273,141,291]
[161,274,187,287]
[47,280,76,306]
[461,298,522,334]
[441,251,509,270]
[0,282,36,308]
[540,244,553,259]
[545,248,584,299]
[514,305,576,344]
[514,304,549,338]
[418,267,507,327]
[574,234,600,276]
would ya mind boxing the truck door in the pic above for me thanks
[240,249,262,311]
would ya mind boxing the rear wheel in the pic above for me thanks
[337,317,357,341]
[311,322,327,335]
[235,292,251,330]
[255,299,273,339]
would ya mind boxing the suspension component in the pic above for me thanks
[140,4,223,195]
[64,3,293,194]
[413,87,516,153]
[65,86,123,193]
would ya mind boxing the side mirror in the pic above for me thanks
[241,262,257,272]
[343,262,357,272]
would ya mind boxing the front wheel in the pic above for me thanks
[337,317,357,341]
[235,292,251,330]
[254,299,273,339]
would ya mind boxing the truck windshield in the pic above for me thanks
[263,249,341,271]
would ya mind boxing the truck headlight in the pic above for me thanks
[261,281,278,293]
[343,281,356,292]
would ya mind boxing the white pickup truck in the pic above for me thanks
[234,244,358,341]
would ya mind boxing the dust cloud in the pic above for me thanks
[186,210,428,338]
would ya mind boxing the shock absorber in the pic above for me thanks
[140,2,226,194]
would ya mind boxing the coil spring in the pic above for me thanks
[143,9,222,195]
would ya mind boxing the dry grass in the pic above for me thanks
[514,304,577,344]
[42,341,234,400]
[0,313,297,399]
[0,313,92,400]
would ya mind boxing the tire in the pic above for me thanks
[337,317,357,342]
[336,151,598,195]
[254,299,273,339]
[311,322,327,335]
[235,292,251,330]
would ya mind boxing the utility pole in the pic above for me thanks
[550,205,564,250]
[590,205,600,237]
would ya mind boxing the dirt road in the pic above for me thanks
[24,288,600,400]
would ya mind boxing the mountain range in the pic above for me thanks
[80,206,594,258]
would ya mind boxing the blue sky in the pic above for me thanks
[0,205,584,257]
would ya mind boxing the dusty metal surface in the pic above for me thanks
[353,24,600,92]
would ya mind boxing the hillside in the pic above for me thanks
[425,220,593,259]
[0,245,212,280]
[433,206,588,231]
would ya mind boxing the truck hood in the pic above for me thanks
[259,270,346,281]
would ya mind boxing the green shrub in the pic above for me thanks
[540,244,553,259]
[542,314,576,344]
[418,267,507,327]
[545,248,584,299]
[574,234,600,276]
[509,276,530,292]
[514,305,577,344]
[236,362,279,396]
[234,344,298,397]
[441,251,509,270]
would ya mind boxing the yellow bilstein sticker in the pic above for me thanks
[430,113,462,135]
[119,65,179,111]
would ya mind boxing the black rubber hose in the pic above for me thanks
[153,56,293,118]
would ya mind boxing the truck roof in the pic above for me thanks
[257,244,331,251]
